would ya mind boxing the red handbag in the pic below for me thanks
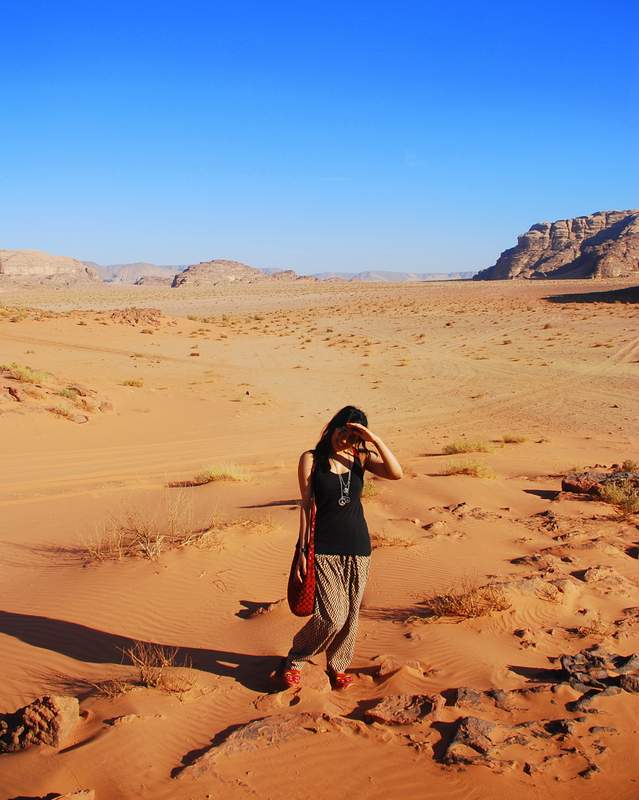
[287,500,316,616]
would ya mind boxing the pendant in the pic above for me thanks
[338,496,350,506]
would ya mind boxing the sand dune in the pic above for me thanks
[1,278,637,799]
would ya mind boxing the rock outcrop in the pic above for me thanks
[172,259,266,287]
[0,250,99,283]
[474,210,639,280]
[0,695,79,753]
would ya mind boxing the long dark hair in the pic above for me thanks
[312,405,370,474]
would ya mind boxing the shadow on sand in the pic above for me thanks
[544,285,639,304]
[0,609,281,694]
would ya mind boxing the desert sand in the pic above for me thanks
[0,277,638,799]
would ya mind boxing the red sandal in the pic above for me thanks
[282,668,301,689]
[330,672,354,690]
[271,660,302,690]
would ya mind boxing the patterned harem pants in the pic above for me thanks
[286,553,370,674]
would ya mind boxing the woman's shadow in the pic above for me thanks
[0,609,281,694]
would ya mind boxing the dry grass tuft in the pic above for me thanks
[89,677,133,700]
[422,576,510,619]
[443,438,494,455]
[371,532,415,548]
[621,459,638,472]
[442,459,496,478]
[598,479,639,518]
[120,378,144,388]
[168,463,249,487]
[1,362,51,384]
[88,642,198,698]
[502,433,528,444]
[361,479,379,498]
[84,493,222,562]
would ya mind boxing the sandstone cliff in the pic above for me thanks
[474,210,639,280]
[0,250,99,283]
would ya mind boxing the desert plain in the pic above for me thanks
[0,276,638,799]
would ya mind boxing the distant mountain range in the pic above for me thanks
[83,261,186,283]
[308,269,477,281]
[84,261,477,284]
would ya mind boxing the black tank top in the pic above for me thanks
[312,453,371,556]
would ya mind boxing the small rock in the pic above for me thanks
[579,763,601,780]
[619,674,639,693]
[544,719,576,735]
[442,716,498,765]
[589,725,619,735]
[567,689,603,713]
[454,687,483,708]
[7,386,25,402]
[98,401,114,413]
[488,689,516,711]
[422,520,447,534]
[614,653,639,674]
[372,654,403,677]
[365,693,444,725]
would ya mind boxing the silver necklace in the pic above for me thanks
[331,456,352,506]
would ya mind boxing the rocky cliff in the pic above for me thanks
[474,210,639,280]
[172,259,267,287]
[0,250,99,282]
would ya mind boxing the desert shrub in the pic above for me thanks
[120,378,144,388]
[168,464,249,487]
[118,641,197,696]
[443,459,496,478]
[422,576,510,619]
[443,438,493,454]
[84,493,222,562]
[598,479,639,517]
[1,362,51,384]
[56,388,77,400]
[502,433,527,444]
[621,459,638,472]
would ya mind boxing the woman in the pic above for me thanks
[278,405,403,690]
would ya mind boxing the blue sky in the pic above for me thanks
[1,0,637,273]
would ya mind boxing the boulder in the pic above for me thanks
[0,695,79,753]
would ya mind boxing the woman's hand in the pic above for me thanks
[295,549,307,582]
[346,421,378,444]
